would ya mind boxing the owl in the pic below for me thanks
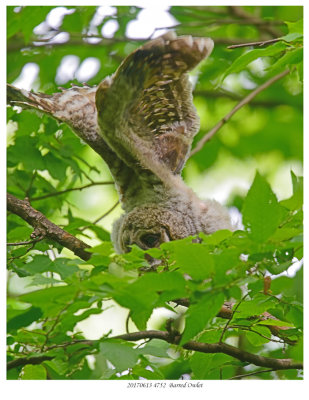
[7,32,232,253]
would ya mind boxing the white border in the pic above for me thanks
[2,1,306,398]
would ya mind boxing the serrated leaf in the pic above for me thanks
[242,173,281,242]
[162,240,214,280]
[99,340,139,372]
[180,292,224,344]
[113,271,187,330]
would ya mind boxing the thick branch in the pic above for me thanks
[190,69,290,157]
[115,331,302,370]
[182,341,302,370]
[8,329,302,372]
[7,356,53,371]
[7,193,91,261]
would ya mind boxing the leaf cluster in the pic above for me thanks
[7,171,303,380]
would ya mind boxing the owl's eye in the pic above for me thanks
[140,233,161,248]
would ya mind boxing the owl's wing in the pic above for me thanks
[7,82,136,196]
[96,32,213,178]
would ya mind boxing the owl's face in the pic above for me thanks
[112,204,198,253]
[122,226,171,252]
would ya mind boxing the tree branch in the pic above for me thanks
[173,298,296,345]
[227,6,283,38]
[9,329,301,372]
[113,330,302,370]
[182,340,302,370]
[7,238,42,247]
[7,356,53,371]
[7,193,91,261]
[227,38,281,49]
[190,69,290,157]
[31,181,114,202]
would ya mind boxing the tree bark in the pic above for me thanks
[7,193,91,261]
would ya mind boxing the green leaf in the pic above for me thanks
[258,319,293,327]
[242,172,281,242]
[190,353,233,379]
[286,19,303,34]
[280,172,303,210]
[245,325,270,346]
[7,136,45,171]
[87,242,114,256]
[21,364,47,380]
[99,340,139,372]
[23,255,79,280]
[14,329,46,346]
[281,32,303,42]
[113,271,187,330]
[236,294,276,318]
[180,292,224,344]
[43,152,68,181]
[138,339,170,358]
[267,47,303,74]
[43,357,69,376]
[199,230,232,245]
[23,255,52,274]
[223,42,287,80]
[20,286,77,317]
[162,239,215,280]
[7,306,43,331]
[213,248,241,285]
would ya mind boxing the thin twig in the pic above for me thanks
[219,293,249,343]
[227,38,281,49]
[228,6,282,38]
[7,238,42,246]
[229,368,275,380]
[78,200,119,233]
[229,325,284,344]
[190,68,290,157]
[31,181,114,202]
[25,170,37,199]
[92,200,119,225]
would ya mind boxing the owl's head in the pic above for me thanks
[112,204,199,253]
[112,197,232,253]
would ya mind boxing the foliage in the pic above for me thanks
[7,5,303,380]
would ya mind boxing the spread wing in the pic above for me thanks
[96,32,214,177]
[7,82,135,199]
[7,33,214,212]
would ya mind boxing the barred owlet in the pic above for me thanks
[7,32,232,253]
